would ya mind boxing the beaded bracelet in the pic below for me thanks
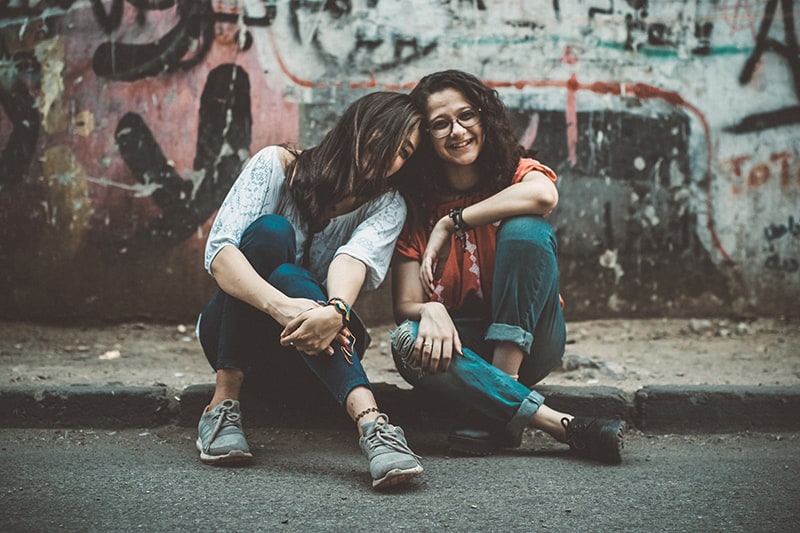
[448,207,470,249]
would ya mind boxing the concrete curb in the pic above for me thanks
[635,385,800,432]
[0,385,175,428]
[2,383,799,433]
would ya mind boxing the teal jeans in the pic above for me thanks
[390,216,565,440]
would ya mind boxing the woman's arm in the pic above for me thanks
[327,253,367,306]
[279,253,367,354]
[392,256,462,373]
[420,171,558,293]
[459,171,558,227]
[210,246,319,327]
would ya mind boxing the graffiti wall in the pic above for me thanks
[1,0,797,322]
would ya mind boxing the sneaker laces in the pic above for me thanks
[204,401,242,454]
[562,416,589,450]
[364,416,421,460]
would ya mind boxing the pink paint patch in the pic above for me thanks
[566,74,578,166]
[561,45,578,65]
[519,112,540,151]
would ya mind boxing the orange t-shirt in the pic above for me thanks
[394,158,557,314]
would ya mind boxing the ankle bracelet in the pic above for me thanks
[353,406,379,424]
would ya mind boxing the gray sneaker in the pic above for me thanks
[359,414,423,489]
[196,399,253,465]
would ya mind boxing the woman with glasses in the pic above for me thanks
[391,70,625,463]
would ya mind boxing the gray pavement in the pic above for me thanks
[2,427,799,532]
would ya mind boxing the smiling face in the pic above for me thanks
[425,87,484,169]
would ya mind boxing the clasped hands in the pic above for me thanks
[279,298,353,358]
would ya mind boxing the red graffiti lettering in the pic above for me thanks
[726,155,750,194]
[725,151,800,193]
[749,163,770,188]
[771,151,792,187]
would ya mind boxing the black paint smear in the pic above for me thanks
[90,0,125,34]
[0,77,40,191]
[510,108,691,186]
[192,64,252,228]
[115,112,196,241]
[732,0,800,133]
[92,0,215,81]
[113,64,251,245]
[726,106,800,133]
[127,0,176,9]
[603,201,614,249]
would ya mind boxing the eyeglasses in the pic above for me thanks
[427,108,481,139]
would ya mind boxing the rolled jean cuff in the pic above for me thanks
[506,389,545,439]
[485,323,533,354]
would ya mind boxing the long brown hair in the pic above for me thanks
[405,70,524,226]
[285,91,422,264]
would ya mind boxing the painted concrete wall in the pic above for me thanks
[1,0,798,324]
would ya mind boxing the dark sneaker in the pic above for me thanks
[359,414,423,489]
[196,399,253,465]
[562,416,625,464]
[448,427,521,456]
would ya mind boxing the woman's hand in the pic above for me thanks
[279,304,345,356]
[412,302,462,373]
[419,216,453,298]
[273,297,321,327]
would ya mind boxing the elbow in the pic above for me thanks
[392,302,405,326]
[538,186,558,215]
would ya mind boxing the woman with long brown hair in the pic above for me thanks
[196,91,424,489]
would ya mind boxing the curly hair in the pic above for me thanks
[405,70,524,227]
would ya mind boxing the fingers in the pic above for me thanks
[283,325,353,359]
[416,337,452,374]
[440,340,453,372]
[420,259,438,298]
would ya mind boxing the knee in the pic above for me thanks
[498,216,554,244]
[267,263,310,291]
[390,321,424,385]
[241,215,295,249]
[237,215,297,275]
[390,320,419,359]
[497,216,557,256]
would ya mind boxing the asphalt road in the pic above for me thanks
[2,427,799,532]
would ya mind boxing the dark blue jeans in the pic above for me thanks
[197,214,372,406]
[391,216,565,439]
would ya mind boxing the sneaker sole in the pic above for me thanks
[196,437,253,465]
[447,434,496,457]
[601,420,625,465]
[372,465,424,490]
[612,420,625,464]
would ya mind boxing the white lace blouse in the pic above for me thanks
[204,146,407,291]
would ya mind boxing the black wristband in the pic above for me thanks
[448,208,469,249]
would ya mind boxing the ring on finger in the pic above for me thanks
[422,341,432,347]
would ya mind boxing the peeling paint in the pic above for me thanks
[40,145,92,259]
[73,110,95,137]
[599,249,625,285]
[33,37,66,134]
